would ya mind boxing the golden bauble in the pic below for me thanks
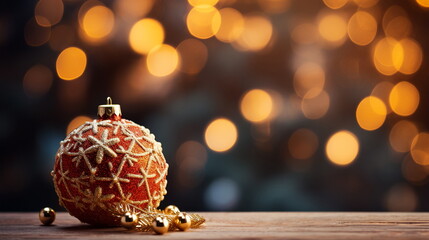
[152,216,169,234]
[39,207,56,225]
[120,212,138,229]
[174,212,191,231]
[164,205,180,215]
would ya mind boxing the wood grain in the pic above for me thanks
[1,212,429,239]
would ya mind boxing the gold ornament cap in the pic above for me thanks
[98,97,122,119]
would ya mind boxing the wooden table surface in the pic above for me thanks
[2,212,429,239]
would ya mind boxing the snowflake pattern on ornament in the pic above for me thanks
[52,119,168,224]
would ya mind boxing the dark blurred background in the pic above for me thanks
[1,0,429,212]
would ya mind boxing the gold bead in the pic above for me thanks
[120,212,138,229]
[39,207,56,225]
[164,205,180,215]
[152,216,169,234]
[174,212,191,231]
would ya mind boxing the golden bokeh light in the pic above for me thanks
[293,62,325,98]
[389,120,418,153]
[348,11,377,46]
[382,5,407,32]
[257,0,291,14]
[384,16,411,39]
[176,141,207,171]
[35,0,64,27]
[318,14,347,46]
[371,81,394,114]
[187,5,221,39]
[82,5,115,41]
[56,47,87,80]
[288,128,319,160]
[78,0,103,27]
[177,38,208,75]
[411,133,429,166]
[215,8,244,43]
[402,155,428,183]
[301,90,330,119]
[355,96,387,131]
[67,115,92,135]
[129,18,164,55]
[389,81,419,116]
[240,89,274,123]
[373,37,402,76]
[416,0,429,7]
[353,0,379,8]
[24,18,51,47]
[146,44,180,77]
[234,15,273,51]
[397,38,423,75]
[325,130,359,166]
[114,0,154,20]
[23,65,53,97]
[205,118,238,152]
[188,0,219,6]
[322,0,348,9]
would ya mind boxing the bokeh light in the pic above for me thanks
[233,15,273,51]
[204,178,240,210]
[323,0,348,9]
[66,115,92,135]
[176,38,208,75]
[291,23,318,45]
[402,155,428,183]
[24,18,51,47]
[240,89,274,123]
[411,133,429,166]
[114,0,154,20]
[347,11,377,46]
[23,65,53,97]
[129,18,164,55]
[215,8,244,43]
[384,16,411,39]
[56,47,87,80]
[82,5,115,42]
[318,13,347,46]
[288,128,319,160]
[187,5,221,39]
[416,0,429,8]
[397,38,422,75]
[146,44,179,77]
[355,96,387,131]
[188,0,219,7]
[205,118,238,152]
[371,81,394,114]
[301,90,330,119]
[373,37,403,76]
[326,130,359,166]
[389,120,418,153]
[293,62,325,98]
[34,0,64,27]
[389,81,419,117]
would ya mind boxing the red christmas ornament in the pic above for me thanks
[52,97,169,226]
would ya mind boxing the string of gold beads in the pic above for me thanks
[118,204,203,234]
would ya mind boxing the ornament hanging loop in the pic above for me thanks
[98,97,122,120]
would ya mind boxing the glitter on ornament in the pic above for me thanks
[52,97,169,226]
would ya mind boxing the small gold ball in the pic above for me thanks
[120,212,138,229]
[174,212,191,231]
[164,205,180,215]
[39,207,56,225]
[152,216,169,234]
